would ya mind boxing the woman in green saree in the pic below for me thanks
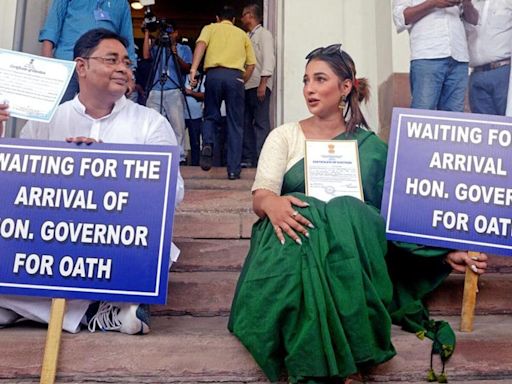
[228,44,488,383]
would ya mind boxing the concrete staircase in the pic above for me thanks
[1,166,512,383]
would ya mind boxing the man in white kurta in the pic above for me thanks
[0,28,184,334]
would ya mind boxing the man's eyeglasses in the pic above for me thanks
[82,56,133,68]
[241,11,251,17]
[305,43,343,60]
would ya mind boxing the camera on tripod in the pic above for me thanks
[141,8,173,35]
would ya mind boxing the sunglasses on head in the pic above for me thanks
[305,43,343,60]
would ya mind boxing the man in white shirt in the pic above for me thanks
[393,0,477,111]
[465,0,512,115]
[240,4,275,168]
[0,28,184,335]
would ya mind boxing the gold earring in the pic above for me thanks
[338,95,346,112]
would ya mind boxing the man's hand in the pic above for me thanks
[0,102,8,137]
[243,64,255,83]
[445,251,488,274]
[189,69,198,88]
[41,40,54,58]
[0,102,9,123]
[432,0,461,8]
[190,41,207,88]
[257,83,266,102]
[404,0,461,25]
[65,137,101,145]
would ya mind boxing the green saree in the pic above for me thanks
[228,128,454,383]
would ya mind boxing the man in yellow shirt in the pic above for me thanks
[190,5,256,180]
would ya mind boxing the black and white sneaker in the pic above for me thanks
[87,301,150,335]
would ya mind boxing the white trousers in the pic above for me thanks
[0,295,91,333]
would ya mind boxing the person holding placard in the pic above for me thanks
[228,44,488,383]
[0,29,184,335]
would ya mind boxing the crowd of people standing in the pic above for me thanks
[393,0,512,116]
[136,4,275,180]
[188,4,274,180]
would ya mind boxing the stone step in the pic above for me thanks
[167,239,512,317]
[154,271,512,317]
[185,177,254,190]
[154,271,237,316]
[176,166,254,239]
[370,315,512,383]
[172,239,512,274]
[174,190,255,239]
[180,166,257,180]
[181,164,254,190]
[1,315,511,383]
[427,273,512,316]
[177,190,252,214]
[172,239,248,272]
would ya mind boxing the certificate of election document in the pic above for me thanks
[0,48,75,122]
[304,140,364,202]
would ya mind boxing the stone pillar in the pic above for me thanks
[0,0,17,50]
[276,0,391,133]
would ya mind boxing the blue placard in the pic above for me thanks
[0,138,179,303]
[382,108,512,256]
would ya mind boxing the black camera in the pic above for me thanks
[142,8,173,34]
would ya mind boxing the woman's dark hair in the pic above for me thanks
[306,45,370,133]
[73,28,128,59]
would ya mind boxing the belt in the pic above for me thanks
[207,66,243,74]
[472,58,511,73]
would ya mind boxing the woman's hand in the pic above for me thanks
[260,194,314,245]
[445,251,488,275]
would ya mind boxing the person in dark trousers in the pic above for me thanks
[189,5,256,180]
[240,4,275,168]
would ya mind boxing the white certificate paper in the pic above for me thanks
[304,140,364,202]
[0,49,76,122]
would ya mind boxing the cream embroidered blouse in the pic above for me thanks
[252,122,307,195]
